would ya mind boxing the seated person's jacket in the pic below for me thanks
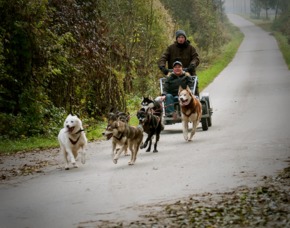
[162,73,193,97]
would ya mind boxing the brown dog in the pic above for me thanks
[103,110,131,156]
[178,86,202,141]
[104,120,143,165]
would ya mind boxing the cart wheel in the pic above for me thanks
[201,117,208,131]
[207,116,212,127]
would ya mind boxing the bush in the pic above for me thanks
[0,105,66,139]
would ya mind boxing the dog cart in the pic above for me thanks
[159,75,213,131]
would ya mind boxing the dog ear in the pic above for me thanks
[112,121,118,128]
[178,85,183,94]
[186,85,191,92]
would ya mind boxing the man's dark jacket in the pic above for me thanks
[158,41,200,75]
[162,73,193,97]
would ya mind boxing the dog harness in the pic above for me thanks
[181,103,197,117]
[113,133,124,141]
[182,109,195,117]
[69,129,84,145]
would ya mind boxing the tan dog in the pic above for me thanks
[103,121,129,158]
[58,114,87,170]
[178,86,202,141]
[103,110,131,156]
[104,120,143,165]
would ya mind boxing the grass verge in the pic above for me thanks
[274,32,290,69]
[0,137,57,155]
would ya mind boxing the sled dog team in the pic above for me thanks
[58,86,202,169]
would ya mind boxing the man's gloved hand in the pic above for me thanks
[159,66,169,75]
[187,64,195,74]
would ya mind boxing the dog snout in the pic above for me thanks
[180,96,186,102]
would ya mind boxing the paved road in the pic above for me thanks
[1,14,290,228]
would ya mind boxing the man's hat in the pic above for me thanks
[175,30,187,40]
[173,61,183,67]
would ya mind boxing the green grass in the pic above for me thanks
[0,137,58,154]
[274,32,290,70]
[0,28,244,155]
[85,122,107,141]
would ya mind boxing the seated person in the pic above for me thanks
[159,61,194,117]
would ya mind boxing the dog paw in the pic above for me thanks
[153,150,158,153]
[72,163,78,168]
[140,143,147,149]
[81,154,86,164]
[128,161,134,165]
[65,167,70,170]
[113,159,118,164]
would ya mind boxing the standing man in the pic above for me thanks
[158,30,200,95]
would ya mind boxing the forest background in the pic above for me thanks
[0,0,289,152]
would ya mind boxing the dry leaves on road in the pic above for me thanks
[0,148,61,182]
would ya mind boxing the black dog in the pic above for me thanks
[141,97,163,118]
[137,108,162,153]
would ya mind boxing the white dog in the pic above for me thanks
[58,114,87,170]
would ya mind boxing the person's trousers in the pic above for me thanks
[165,94,179,114]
